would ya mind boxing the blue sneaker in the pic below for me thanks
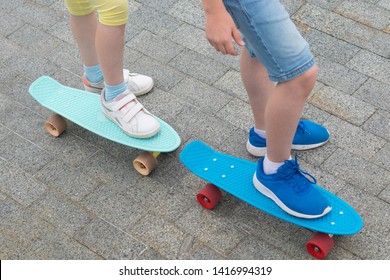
[246,120,330,157]
[253,156,332,219]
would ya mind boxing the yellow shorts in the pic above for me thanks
[64,0,128,26]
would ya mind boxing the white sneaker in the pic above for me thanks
[83,69,154,96]
[101,88,160,138]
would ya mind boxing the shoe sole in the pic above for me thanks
[246,139,329,157]
[252,173,332,219]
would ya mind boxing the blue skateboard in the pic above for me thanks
[180,140,363,259]
[29,76,181,175]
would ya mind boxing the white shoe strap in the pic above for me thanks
[123,103,144,123]
[111,93,137,111]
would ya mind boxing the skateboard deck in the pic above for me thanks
[180,140,363,258]
[29,76,181,175]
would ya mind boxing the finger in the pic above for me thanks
[232,28,245,46]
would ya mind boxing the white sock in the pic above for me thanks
[254,127,266,138]
[263,154,292,175]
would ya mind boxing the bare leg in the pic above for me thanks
[265,66,318,162]
[240,47,275,131]
[240,47,318,162]
[69,13,124,86]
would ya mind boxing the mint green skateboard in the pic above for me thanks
[29,76,181,175]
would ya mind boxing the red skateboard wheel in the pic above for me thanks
[306,232,335,259]
[196,183,222,210]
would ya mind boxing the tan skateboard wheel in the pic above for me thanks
[44,114,67,137]
[133,151,159,176]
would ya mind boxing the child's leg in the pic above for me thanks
[66,0,126,86]
[240,47,275,132]
[65,0,160,138]
[265,65,318,162]
[69,12,99,68]
[225,0,331,218]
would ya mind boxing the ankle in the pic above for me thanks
[263,154,292,175]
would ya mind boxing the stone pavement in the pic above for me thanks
[0,0,389,260]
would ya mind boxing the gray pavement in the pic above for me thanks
[0,0,389,260]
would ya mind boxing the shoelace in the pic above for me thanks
[281,155,317,193]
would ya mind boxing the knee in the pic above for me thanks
[301,64,318,87]
[295,64,318,99]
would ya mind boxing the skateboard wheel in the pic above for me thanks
[44,114,67,137]
[306,232,334,259]
[197,183,222,210]
[133,151,158,176]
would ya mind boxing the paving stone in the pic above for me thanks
[127,5,182,37]
[81,180,147,233]
[301,28,361,64]
[334,0,390,30]
[322,148,389,195]
[294,4,381,51]
[0,124,53,175]
[35,159,100,202]
[370,142,390,171]
[170,77,233,114]
[216,98,253,131]
[189,245,226,260]
[172,106,238,148]
[8,24,63,59]
[353,78,390,111]
[29,189,94,236]
[323,116,386,158]
[362,110,390,141]
[168,0,205,29]
[10,1,64,31]
[306,0,344,10]
[0,11,24,37]
[213,70,248,102]
[175,206,248,256]
[0,199,53,250]
[229,235,292,260]
[316,56,368,95]
[339,185,390,234]
[0,0,24,12]
[0,160,47,207]
[347,50,390,84]
[30,228,101,260]
[127,30,184,64]
[0,229,37,260]
[137,0,178,11]
[168,23,240,71]
[168,49,229,85]
[75,218,146,260]
[302,102,332,126]
[379,185,390,204]
[378,0,390,10]
[130,55,185,91]
[309,85,376,125]
[131,213,192,259]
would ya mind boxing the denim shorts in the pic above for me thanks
[223,0,315,82]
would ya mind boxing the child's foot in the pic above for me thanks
[253,156,332,219]
[101,88,160,138]
[83,69,154,96]
[246,120,330,157]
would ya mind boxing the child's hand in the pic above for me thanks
[204,9,245,56]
